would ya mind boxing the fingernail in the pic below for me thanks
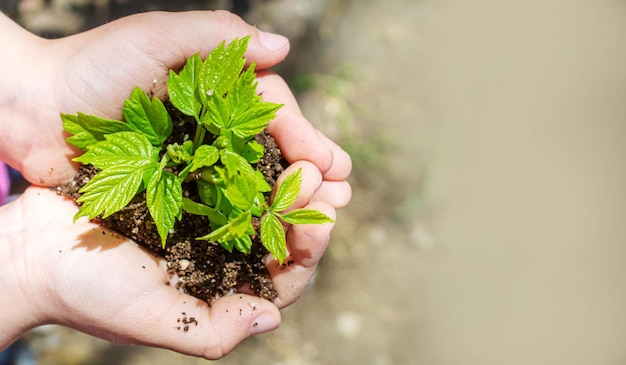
[258,30,289,51]
[250,313,280,336]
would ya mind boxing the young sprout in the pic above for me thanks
[61,37,333,264]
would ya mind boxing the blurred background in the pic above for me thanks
[2,0,626,364]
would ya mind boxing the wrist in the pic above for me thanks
[0,198,46,350]
[0,13,44,122]
[0,13,63,184]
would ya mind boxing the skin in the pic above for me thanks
[0,11,351,359]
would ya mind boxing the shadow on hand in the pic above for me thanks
[72,225,163,270]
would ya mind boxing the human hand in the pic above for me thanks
[1,11,346,190]
[0,182,338,359]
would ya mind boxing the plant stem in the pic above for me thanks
[193,123,206,150]
[158,153,170,179]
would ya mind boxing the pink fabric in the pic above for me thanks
[0,162,8,204]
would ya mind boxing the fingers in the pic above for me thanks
[313,180,353,209]
[266,200,336,308]
[256,72,352,183]
[231,153,345,310]
[256,72,335,174]
[316,131,352,181]
[272,161,322,211]
[274,161,351,209]
[266,164,339,308]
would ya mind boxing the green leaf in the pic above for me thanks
[72,131,159,220]
[230,101,281,139]
[146,170,183,248]
[239,139,265,164]
[75,164,156,220]
[199,37,249,101]
[219,151,258,209]
[254,170,272,193]
[224,61,282,139]
[62,112,132,150]
[196,178,218,206]
[123,87,173,145]
[167,53,203,117]
[166,141,194,164]
[196,210,251,245]
[251,192,268,217]
[219,238,235,251]
[229,63,261,114]
[223,184,249,210]
[271,168,303,212]
[73,132,159,170]
[221,150,256,180]
[278,209,335,225]
[189,145,219,172]
[182,198,227,226]
[232,235,252,254]
[260,213,287,264]
[235,172,257,203]
[213,186,234,215]
[201,89,230,130]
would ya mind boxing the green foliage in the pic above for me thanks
[63,37,333,263]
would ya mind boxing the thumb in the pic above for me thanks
[112,10,290,71]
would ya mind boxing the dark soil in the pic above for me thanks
[57,102,289,303]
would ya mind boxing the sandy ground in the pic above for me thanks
[6,0,626,364]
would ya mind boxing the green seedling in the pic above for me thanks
[61,37,333,264]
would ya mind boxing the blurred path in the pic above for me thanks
[302,0,626,364]
[417,1,626,364]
